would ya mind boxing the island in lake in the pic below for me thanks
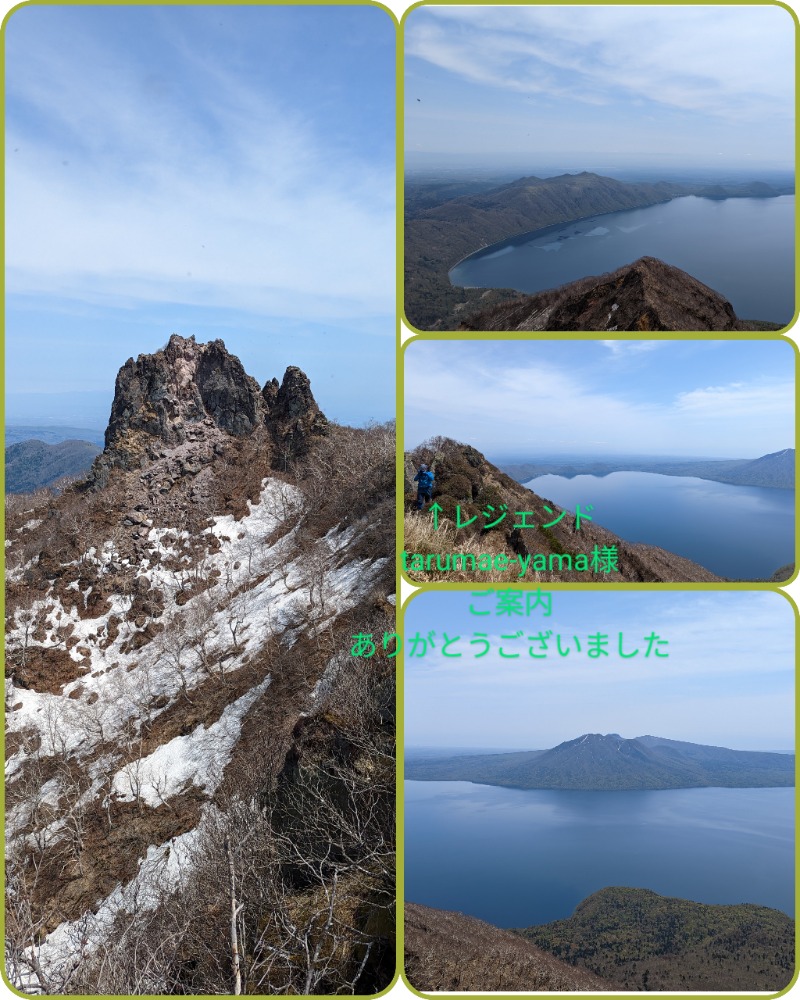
[405,732,795,790]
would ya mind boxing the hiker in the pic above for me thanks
[414,463,435,510]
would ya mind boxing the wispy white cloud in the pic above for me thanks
[411,593,792,686]
[405,593,794,752]
[600,341,662,358]
[404,344,794,457]
[675,381,794,419]
[408,6,794,124]
[6,11,394,327]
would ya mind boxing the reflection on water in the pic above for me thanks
[450,195,795,324]
[524,471,794,579]
[405,782,794,927]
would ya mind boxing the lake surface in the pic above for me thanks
[450,195,795,325]
[525,471,794,580]
[405,781,794,928]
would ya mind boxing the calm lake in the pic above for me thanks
[405,781,794,928]
[525,471,794,580]
[450,195,795,325]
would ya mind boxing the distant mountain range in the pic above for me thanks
[405,170,791,329]
[5,424,105,447]
[502,448,795,491]
[405,733,794,790]
[6,438,102,494]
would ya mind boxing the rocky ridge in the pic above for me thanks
[404,437,722,583]
[92,334,328,488]
[5,335,394,994]
[460,256,753,332]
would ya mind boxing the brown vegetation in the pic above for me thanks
[404,437,722,583]
[5,337,395,994]
[459,256,767,332]
[405,902,613,992]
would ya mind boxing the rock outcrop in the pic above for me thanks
[460,257,749,332]
[105,335,263,455]
[91,334,326,485]
[264,366,329,468]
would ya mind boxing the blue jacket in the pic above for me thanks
[414,469,435,490]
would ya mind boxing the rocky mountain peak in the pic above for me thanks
[104,334,263,456]
[266,365,329,466]
[92,334,326,485]
[274,366,317,419]
[262,376,280,411]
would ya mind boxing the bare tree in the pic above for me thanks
[153,613,196,703]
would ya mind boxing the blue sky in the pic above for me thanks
[404,590,795,754]
[405,5,794,174]
[404,339,795,460]
[6,5,395,429]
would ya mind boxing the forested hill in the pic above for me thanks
[6,438,101,494]
[405,733,795,790]
[519,887,794,992]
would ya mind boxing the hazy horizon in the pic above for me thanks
[405,160,796,184]
[405,6,794,174]
[488,448,794,464]
[405,731,793,756]
[405,591,794,755]
[405,340,794,460]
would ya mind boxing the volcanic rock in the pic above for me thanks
[460,257,744,331]
[90,334,326,486]
[266,366,329,466]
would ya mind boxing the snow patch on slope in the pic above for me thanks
[111,676,271,806]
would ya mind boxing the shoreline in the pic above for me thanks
[446,191,793,278]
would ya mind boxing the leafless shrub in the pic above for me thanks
[37,648,395,996]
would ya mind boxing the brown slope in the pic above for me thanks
[404,438,721,583]
[460,256,745,332]
[405,902,615,992]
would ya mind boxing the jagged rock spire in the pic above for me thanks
[93,334,326,481]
